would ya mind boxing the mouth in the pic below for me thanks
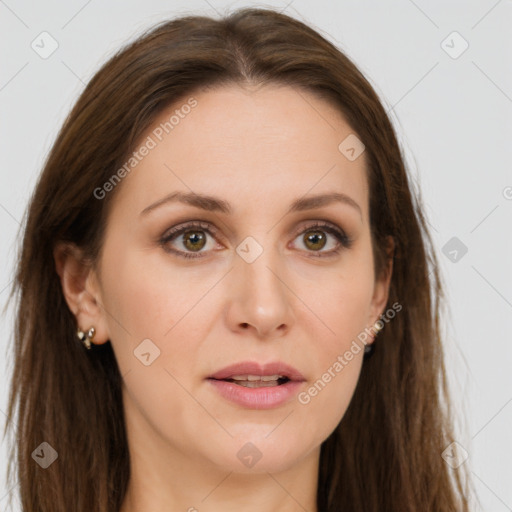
[207,360,305,384]
[206,360,305,409]
[211,374,291,388]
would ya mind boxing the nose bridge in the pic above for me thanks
[229,232,292,334]
[236,233,285,298]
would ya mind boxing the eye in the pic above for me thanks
[159,221,220,260]
[290,221,353,258]
[159,220,353,260]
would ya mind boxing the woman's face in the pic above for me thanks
[84,84,391,475]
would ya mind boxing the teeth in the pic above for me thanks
[261,375,282,382]
[226,375,289,388]
[230,374,284,381]
[236,380,280,388]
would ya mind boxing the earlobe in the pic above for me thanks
[53,242,109,345]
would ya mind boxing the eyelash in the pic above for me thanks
[159,220,353,260]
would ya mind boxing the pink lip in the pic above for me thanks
[208,361,305,381]
[206,361,306,410]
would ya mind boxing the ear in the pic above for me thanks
[367,235,395,332]
[53,242,110,346]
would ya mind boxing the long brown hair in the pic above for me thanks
[3,7,473,511]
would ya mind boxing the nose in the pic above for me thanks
[224,242,295,340]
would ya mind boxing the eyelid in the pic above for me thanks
[162,218,347,240]
[290,218,345,238]
[161,220,223,244]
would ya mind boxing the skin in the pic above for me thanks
[55,83,393,511]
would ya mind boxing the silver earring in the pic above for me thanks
[77,326,96,350]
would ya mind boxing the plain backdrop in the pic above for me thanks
[1,1,511,510]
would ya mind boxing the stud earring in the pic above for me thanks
[363,321,384,360]
[77,326,96,350]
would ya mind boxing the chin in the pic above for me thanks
[204,430,316,475]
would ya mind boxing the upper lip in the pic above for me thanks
[208,361,306,381]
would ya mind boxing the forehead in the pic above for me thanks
[109,83,369,220]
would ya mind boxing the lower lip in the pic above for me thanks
[207,379,303,409]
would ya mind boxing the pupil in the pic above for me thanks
[305,231,326,250]
[184,231,205,251]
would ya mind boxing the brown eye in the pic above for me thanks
[303,230,327,251]
[291,221,353,258]
[181,230,207,252]
[160,221,219,259]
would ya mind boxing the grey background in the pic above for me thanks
[1,1,511,510]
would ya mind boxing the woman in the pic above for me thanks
[4,7,473,511]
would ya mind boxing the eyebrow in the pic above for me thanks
[140,190,362,219]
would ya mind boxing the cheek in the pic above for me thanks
[100,240,207,339]
[99,242,223,396]
[292,256,373,434]
[98,246,208,438]
[295,351,363,450]
[305,260,374,350]
[295,278,369,440]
